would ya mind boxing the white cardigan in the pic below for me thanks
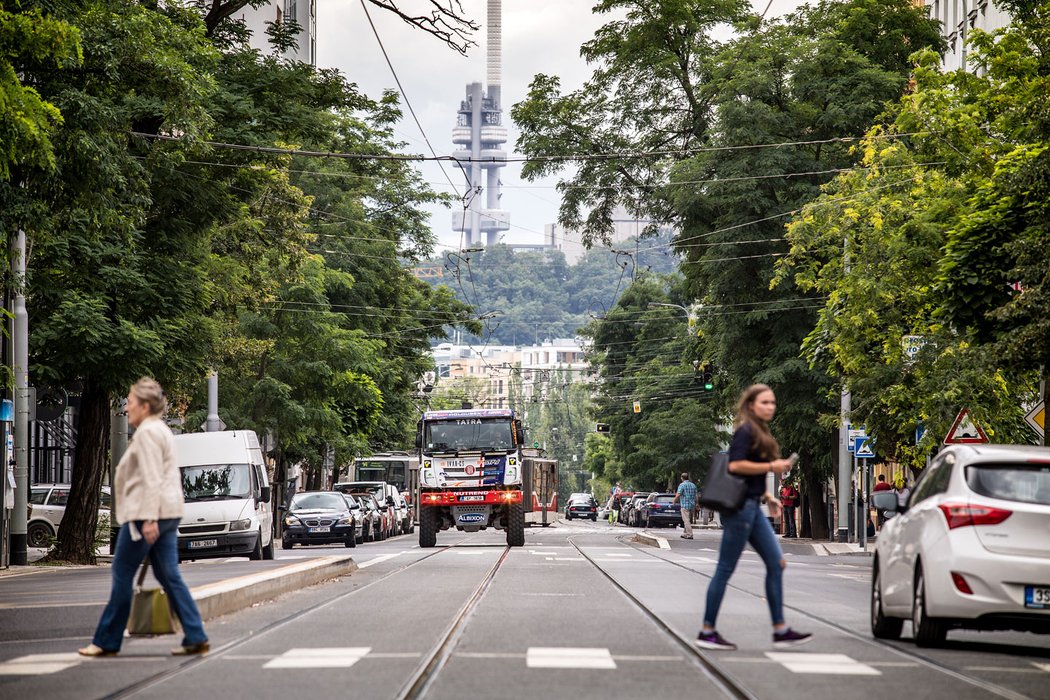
[114,416,185,524]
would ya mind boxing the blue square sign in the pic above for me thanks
[854,436,875,458]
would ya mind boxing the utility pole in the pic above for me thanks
[10,229,29,565]
[837,236,851,543]
[108,398,127,552]
[205,370,223,432]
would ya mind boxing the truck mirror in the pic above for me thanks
[259,485,271,502]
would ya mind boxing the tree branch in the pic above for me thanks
[366,0,479,55]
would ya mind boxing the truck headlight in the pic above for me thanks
[230,518,252,531]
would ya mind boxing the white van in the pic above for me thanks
[173,430,275,561]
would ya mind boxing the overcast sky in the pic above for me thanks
[317,0,807,252]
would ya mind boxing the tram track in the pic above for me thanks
[97,537,476,700]
[614,535,1036,700]
[565,535,757,700]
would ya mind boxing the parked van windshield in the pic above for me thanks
[181,464,252,501]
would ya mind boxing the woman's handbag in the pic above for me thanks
[698,451,747,514]
[127,558,178,636]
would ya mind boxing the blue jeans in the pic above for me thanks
[92,519,208,651]
[703,498,785,627]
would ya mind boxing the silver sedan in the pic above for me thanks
[871,444,1050,647]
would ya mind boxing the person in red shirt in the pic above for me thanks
[873,474,892,527]
[779,482,799,538]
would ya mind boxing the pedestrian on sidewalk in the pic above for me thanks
[873,473,892,527]
[779,481,799,538]
[695,384,812,651]
[673,473,697,539]
[79,378,209,658]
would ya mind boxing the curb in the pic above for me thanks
[192,555,358,621]
[631,532,670,550]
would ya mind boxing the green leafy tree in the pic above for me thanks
[0,6,81,180]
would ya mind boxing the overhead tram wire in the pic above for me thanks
[128,131,926,165]
[357,0,465,202]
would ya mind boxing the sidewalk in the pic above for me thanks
[631,528,875,556]
[0,553,358,641]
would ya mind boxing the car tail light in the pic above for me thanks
[938,503,1012,529]
[950,572,974,595]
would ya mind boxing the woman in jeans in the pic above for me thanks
[695,384,812,650]
[79,378,209,657]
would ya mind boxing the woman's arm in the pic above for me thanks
[728,458,792,475]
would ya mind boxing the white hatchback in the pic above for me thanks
[871,444,1050,646]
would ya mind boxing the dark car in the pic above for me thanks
[640,493,681,528]
[281,491,362,548]
[565,494,598,521]
[352,492,388,542]
[624,493,651,526]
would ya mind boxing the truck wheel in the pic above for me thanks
[419,507,438,548]
[506,502,525,547]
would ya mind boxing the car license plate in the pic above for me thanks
[1025,585,1050,608]
[309,526,330,533]
[188,539,217,549]
[460,495,485,502]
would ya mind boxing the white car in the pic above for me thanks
[28,484,112,548]
[871,444,1050,647]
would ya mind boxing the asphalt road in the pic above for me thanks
[1,520,1048,700]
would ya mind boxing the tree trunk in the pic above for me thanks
[53,379,110,564]
[803,470,829,540]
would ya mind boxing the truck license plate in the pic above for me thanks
[459,495,485,502]
[188,539,217,549]
[1025,586,1050,608]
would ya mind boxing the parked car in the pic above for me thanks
[352,492,389,542]
[335,481,404,537]
[640,493,681,528]
[625,493,651,526]
[27,484,111,548]
[871,444,1050,647]
[281,491,362,548]
[611,492,635,524]
[565,494,598,521]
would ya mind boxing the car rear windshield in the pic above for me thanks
[291,493,346,511]
[654,495,676,503]
[965,462,1050,505]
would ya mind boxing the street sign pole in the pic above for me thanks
[860,457,868,552]
[837,400,851,543]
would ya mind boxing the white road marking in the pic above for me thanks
[527,647,616,669]
[964,667,1044,673]
[765,652,880,676]
[1033,662,1050,673]
[682,556,718,564]
[357,553,401,569]
[602,553,632,557]
[0,653,81,675]
[527,550,560,555]
[264,647,371,669]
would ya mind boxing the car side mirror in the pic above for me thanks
[259,486,271,502]
[871,491,902,514]
[277,504,287,512]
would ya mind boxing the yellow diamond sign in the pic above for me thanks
[1025,401,1045,439]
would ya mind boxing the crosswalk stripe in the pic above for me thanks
[527,647,616,669]
[264,647,372,669]
[0,653,81,676]
[765,652,880,675]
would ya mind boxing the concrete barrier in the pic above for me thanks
[192,555,358,621]
[631,532,670,550]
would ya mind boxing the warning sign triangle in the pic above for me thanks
[944,408,989,444]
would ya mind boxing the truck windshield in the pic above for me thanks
[181,464,251,501]
[424,420,514,453]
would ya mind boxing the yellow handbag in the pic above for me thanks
[127,558,179,636]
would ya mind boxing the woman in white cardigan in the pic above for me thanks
[79,378,209,657]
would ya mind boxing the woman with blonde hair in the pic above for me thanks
[695,384,812,650]
[79,378,209,657]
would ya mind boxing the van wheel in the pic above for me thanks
[262,534,275,560]
[249,530,263,560]
[28,521,54,548]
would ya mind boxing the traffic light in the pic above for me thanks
[701,365,714,391]
[595,423,610,433]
